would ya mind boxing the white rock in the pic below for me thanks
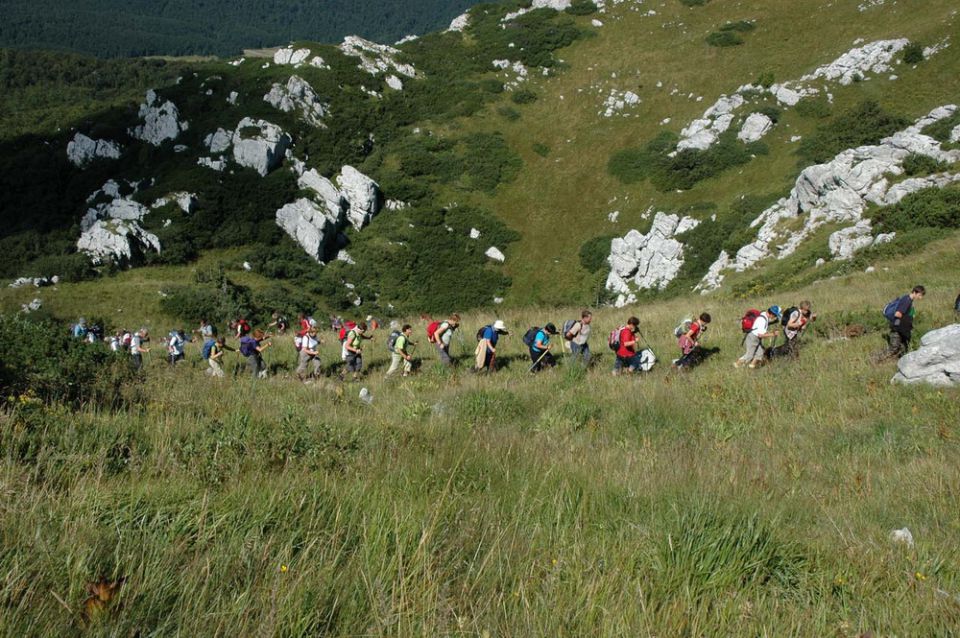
[336,250,356,264]
[67,133,121,167]
[385,75,404,91]
[81,197,150,232]
[232,118,291,176]
[605,212,701,302]
[276,198,340,261]
[892,325,960,387]
[485,246,506,262]
[198,157,227,172]
[274,47,312,66]
[309,56,330,70]
[21,298,42,313]
[78,219,160,264]
[204,128,233,154]
[227,91,239,105]
[129,90,187,146]
[592,19,604,27]
[677,94,743,151]
[448,12,470,32]
[340,35,418,78]
[243,261,252,271]
[469,228,481,239]
[336,166,381,230]
[264,76,329,127]
[385,200,408,211]
[737,113,774,143]
[607,210,620,223]
[151,192,198,214]
[532,0,572,9]
[828,220,876,260]
[801,39,909,86]
[951,125,960,144]
[889,527,915,547]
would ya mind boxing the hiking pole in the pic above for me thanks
[528,348,550,373]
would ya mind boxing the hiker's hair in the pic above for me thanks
[913,285,926,295]
[700,313,712,323]
[216,336,225,345]
[627,316,640,327]
[357,321,368,331]
[449,313,461,322]
[402,324,412,332]
[253,329,265,340]
[800,300,812,310]
[581,310,592,319]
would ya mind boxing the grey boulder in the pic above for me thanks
[892,324,960,387]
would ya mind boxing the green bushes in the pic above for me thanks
[0,314,141,409]
[902,42,925,64]
[511,89,539,105]
[794,96,832,119]
[566,0,598,15]
[706,31,744,47]
[901,153,948,176]
[921,110,960,148]
[579,235,616,273]
[532,142,550,157]
[461,132,523,193]
[872,185,960,232]
[797,100,909,165]
[720,20,756,33]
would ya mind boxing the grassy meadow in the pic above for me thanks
[2,233,959,636]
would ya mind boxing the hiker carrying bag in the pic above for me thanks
[741,309,761,333]
[201,339,216,360]
[387,329,402,353]
[477,326,489,342]
[781,307,798,330]
[562,319,579,341]
[674,317,694,338]
[883,297,901,322]
[239,336,258,357]
[522,327,541,348]
[608,326,625,351]
[426,321,441,342]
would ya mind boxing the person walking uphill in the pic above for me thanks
[241,329,271,379]
[674,313,711,369]
[875,285,926,362]
[386,325,416,378]
[565,311,593,366]
[783,301,816,354]
[130,328,150,370]
[340,321,369,381]
[431,314,460,366]
[612,317,644,375]
[736,307,780,369]
[527,323,559,373]
[206,336,231,378]
[296,327,322,381]
[475,320,509,373]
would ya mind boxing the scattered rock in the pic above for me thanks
[737,113,774,143]
[892,324,960,387]
[339,35,418,78]
[607,212,701,305]
[889,527,915,548]
[151,192,197,214]
[469,228,481,239]
[227,91,239,105]
[204,128,234,154]
[78,219,160,265]
[677,94,744,151]
[485,246,506,262]
[801,39,909,86]
[129,90,188,146]
[264,76,329,127]
[20,298,42,313]
[197,157,227,172]
[232,118,291,176]
[828,220,895,260]
[359,387,374,405]
[273,47,311,66]
[67,133,121,167]
[385,75,404,91]
[448,12,470,32]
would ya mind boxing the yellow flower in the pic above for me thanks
[280,564,288,573]
[915,571,926,581]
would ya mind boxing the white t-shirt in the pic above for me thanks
[302,335,319,352]
[785,310,805,339]
[168,334,184,355]
[130,334,142,355]
[439,322,454,346]
[751,314,769,337]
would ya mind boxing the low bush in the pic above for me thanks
[794,96,832,119]
[901,153,948,176]
[902,42,925,64]
[706,31,744,47]
[532,142,550,157]
[607,131,677,184]
[497,105,521,121]
[797,100,909,165]
[579,235,616,273]
[511,89,539,105]
[566,0,598,15]
[679,0,708,6]
[872,185,960,231]
[0,314,141,409]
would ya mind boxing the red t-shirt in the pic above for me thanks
[297,318,311,337]
[689,322,702,340]
[616,327,636,358]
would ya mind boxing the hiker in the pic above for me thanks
[167,329,186,365]
[475,320,509,372]
[86,324,103,344]
[736,306,781,369]
[196,319,215,341]
[341,321,369,381]
[955,290,960,315]
[206,336,230,378]
[234,316,252,339]
[674,313,711,369]
[386,324,416,378]
[564,311,593,366]
[72,317,88,339]
[430,314,461,366]
[527,323,559,373]
[268,311,289,336]
[296,327,322,381]
[876,285,926,362]
[130,328,150,370]
[783,301,816,353]
[612,317,644,375]
[240,329,271,378]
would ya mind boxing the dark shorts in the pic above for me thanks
[345,352,363,373]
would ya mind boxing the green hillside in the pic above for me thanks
[0,0,481,57]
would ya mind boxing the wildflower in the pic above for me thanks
[915,571,926,581]
[280,564,288,573]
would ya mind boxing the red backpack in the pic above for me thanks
[741,309,761,333]
[338,321,357,343]
[426,321,441,342]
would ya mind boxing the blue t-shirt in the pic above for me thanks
[482,326,499,351]
[532,330,549,352]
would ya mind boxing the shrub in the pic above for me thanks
[755,71,775,88]
[608,131,677,184]
[720,20,755,32]
[653,131,764,191]
[755,105,782,124]
[532,142,550,157]
[511,89,538,105]
[872,185,960,232]
[0,315,141,409]
[566,0,598,15]
[497,106,521,121]
[679,0,708,6]
[921,110,960,145]
[902,42,925,64]
[579,235,616,273]
[159,277,255,325]
[794,96,832,119]
[797,100,909,165]
[901,153,948,176]
[460,132,523,193]
[22,253,97,283]
[706,31,744,47]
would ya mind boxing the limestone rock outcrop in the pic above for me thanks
[677,94,744,151]
[129,90,187,146]
[232,118,291,176]
[828,220,895,260]
[892,324,960,387]
[606,212,700,306]
[273,47,311,66]
[78,220,160,265]
[204,128,233,154]
[339,36,418,78]
[151,192,198,214]
[264,76,329,127]
[737,113,774,143]
[276,198,340,261]
[336,166,381,230]
[67,133,121,167]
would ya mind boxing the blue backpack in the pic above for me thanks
[201,339,216,360]
[883,297,903,322]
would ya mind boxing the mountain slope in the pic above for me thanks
[0,0,482,57]
[0,0,958,325]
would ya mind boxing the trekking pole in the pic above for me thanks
[528,348,550,373]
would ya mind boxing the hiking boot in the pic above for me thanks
[734,360,744,369]
[748,361,761,369]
